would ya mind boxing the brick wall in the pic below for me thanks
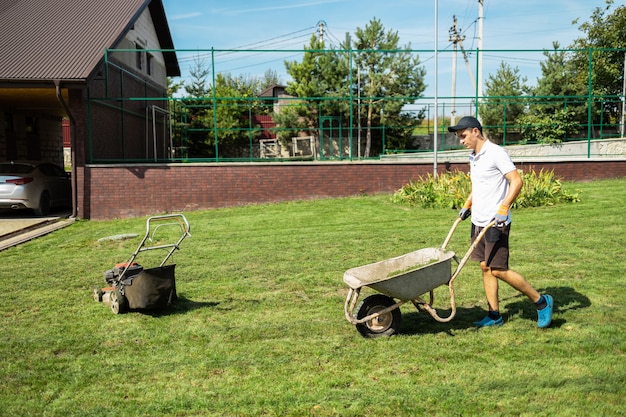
[78,160,626,219]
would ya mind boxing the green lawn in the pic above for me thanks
[1,178,625,416]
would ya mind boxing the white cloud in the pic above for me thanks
[170,12,203,21]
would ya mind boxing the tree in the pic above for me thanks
[183,57,212,157]
[166,77,185,98]
[519,42,584,144]
[280,19,426,158]
[211,73,269,156]
[166,77,186,158]
[569,0,626,124]
[517,109,579,145]
[532,42,586,120]
[179,56,280,158]
[479,62,528,143]
[184,57,211,99]
[279,35,348,155]
[260,68,283,91]
[348,18,426,157]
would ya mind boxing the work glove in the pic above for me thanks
[459,200,472,220]
[494,204,509,225]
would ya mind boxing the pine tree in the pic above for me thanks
[348,18,425,157]
[479,62,528,143]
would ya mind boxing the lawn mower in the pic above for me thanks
[93,214,191,314]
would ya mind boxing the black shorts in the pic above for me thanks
[471,223,510,270]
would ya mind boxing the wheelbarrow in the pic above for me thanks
[93,214,191,314]
[343,217,496,338]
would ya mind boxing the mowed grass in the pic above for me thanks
[1,178,625,416]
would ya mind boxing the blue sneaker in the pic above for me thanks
[537,294,554,328]
[473,315,503,328]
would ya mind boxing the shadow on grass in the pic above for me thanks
[399,305,488,336]
[398,286,590,335]
[501,286,591,328]
[131,295,220,317]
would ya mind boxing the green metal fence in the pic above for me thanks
[88,47,626,163]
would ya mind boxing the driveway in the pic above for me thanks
[0,209,74,250]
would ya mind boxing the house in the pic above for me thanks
[258,84,290,115]
[0,0,179,217]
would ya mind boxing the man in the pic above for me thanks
[448,116,553,328]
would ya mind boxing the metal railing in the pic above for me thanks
[86,47,626,163]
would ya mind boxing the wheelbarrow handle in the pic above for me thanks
[448,219,497,283]
[441,217,463,250]
[419,219,496,324]
[441,217,498,251]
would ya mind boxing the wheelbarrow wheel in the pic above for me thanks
[110,289,128,314]
[355,294,401,338]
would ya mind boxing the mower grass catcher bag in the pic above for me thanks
[123,264,178,310]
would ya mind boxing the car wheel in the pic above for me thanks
[34,192,51,216]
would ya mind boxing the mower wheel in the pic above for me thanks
[110,289,128,314]
[93,287,103,302]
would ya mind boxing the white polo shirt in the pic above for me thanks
[469,140,517,227]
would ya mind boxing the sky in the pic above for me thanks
[160,0,612,103]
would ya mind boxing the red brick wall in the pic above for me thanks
[78,160,626,219]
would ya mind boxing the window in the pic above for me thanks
[135,43,144,70]
[146,53,153,76]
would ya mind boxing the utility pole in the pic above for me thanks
[449,16,464,126]
[449,15,476,125]
[621,52,626,137]
[433,0,439,177]
[317,20,326,43]
[477,0,484,121]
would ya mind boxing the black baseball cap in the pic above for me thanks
[448,116,482,132]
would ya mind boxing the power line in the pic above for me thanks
[177,26,316,63]
[225,26,316,51]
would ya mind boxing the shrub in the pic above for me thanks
[517,109,579,145]
[391,169,579,209]
[515,168,580,207]
[390,171,471,209]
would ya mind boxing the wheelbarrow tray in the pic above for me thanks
[343,247,455,301]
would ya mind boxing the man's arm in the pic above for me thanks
[494,170,523,224]
[502,169,522,207]
[459,192,473,220]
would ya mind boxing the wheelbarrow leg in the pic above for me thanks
[412,285,458,323]
[344,287,361,324]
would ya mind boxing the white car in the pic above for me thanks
[0,161,71,216]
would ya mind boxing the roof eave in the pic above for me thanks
[149,0,180,77]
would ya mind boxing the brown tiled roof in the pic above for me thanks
[258,84,288,98]
[0,0,180,82]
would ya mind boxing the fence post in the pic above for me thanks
[211,48,219,162]
[587,48,593,158]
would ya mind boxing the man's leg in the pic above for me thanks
[491,268,540,303]
[473,261,504,327]
[481,261,501,311]
[491,268,554,328]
